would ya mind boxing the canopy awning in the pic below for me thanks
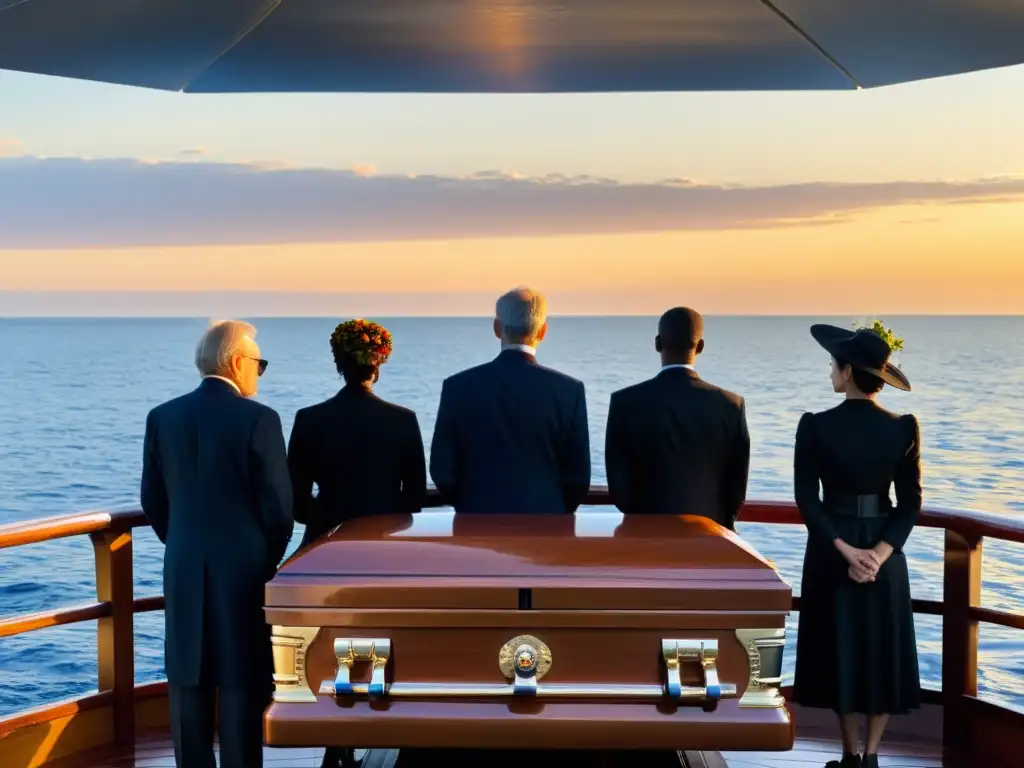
[1,0,1023,93]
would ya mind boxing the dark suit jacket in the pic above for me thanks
[604,367,749,528]
[140,377,294,688]
[430,349,591,514]
[287,385,426,547]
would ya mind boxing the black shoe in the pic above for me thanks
[321,747,350,768]
[826,755,861,768]
[861,755,879,768]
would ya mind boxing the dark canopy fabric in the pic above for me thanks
[1,0,1023,93]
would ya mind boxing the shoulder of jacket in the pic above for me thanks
[694,378,745,409]
[246,399,280,423]
[533,362,584,389]
[611,378,655,401]
[444,363,489,386]
[899,412,920,431]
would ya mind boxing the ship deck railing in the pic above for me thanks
[0,488,1021,767]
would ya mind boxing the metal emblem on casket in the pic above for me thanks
[498,634,552,681]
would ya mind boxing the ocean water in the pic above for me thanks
[0,316,1021,717]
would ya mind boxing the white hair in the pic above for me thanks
[495,286,547,344]
[195,319,257,377]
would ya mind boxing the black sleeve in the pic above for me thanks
[720,398,751,529]
[286,409,316,528]
[881,414,922,551]
[561,381,591,513]
[604,391,632,513]
[140,409,169,544]
[429,378,460,505]
[399,412,428,513]
[251,408,295,572]
[794,412,839,544]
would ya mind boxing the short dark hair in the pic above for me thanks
[658,307,703,352]
[835,356,885,394]
[334,350,378,385]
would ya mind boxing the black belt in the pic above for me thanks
[825,493,890,518]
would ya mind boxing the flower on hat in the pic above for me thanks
[330,319,393,367]
[852,318,905,356]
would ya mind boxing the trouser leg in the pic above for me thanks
[217,685,269,768]
[169,683,217,768]
[321,746,347,766]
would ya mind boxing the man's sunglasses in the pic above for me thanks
[244,356,269,376]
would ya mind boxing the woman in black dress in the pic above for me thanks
[287,319,427,548]
[288,320,426,768]
[792,323,922,768]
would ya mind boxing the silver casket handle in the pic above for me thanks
[320,635,742,703]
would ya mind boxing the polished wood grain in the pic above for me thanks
[91,530,135,746]
[0,602,110,639]
[270,512,791,614]
[941,529,981,751]
[3,488,1022,548]
[266,697,794,752]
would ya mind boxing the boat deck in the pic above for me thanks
[5,495,1020,768]
[49,729,977,768]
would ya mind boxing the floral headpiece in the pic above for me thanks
[852,318,905,358]
[330,319,393,367]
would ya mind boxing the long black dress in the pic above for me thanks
[791,399,922,715]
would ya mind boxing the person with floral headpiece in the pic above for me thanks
[286,318,425,550]
[791,320,922,768]
[286,317,427,765]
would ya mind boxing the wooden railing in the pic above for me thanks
[0,488,1021,761]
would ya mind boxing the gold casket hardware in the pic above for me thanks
[334,638,391,699]
[322,636,738,703]
[735,628,787,708]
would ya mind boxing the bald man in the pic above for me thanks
[604,307,749,529]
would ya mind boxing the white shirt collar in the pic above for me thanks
[502,343,536,356]
[660,363,695,372]
[202,375,242,394]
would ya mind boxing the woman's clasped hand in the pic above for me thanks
[835,539,894,583]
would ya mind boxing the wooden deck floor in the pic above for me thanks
[49,730,982,768]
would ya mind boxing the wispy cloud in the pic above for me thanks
[1,155,1023,249]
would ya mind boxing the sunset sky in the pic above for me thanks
[2,64,1023,315]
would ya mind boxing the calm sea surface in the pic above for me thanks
[0,316,1021,716]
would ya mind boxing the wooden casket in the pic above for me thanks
[264,512,793,752]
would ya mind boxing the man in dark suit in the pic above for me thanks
[430,286,591,514]
[604,307,749,529]
[141,319,293,768]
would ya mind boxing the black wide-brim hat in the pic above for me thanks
[810,324,912,392]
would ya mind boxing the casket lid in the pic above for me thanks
[269,512,790,611]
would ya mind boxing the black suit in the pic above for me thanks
[430,349,591,514]
[140,377,293,768]
[288,385,427,548]
[604,366,749,528]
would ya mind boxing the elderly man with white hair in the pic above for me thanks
[140,319,293,768]
[430,287,591,514]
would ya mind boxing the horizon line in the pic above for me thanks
[1,312,1021,320]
